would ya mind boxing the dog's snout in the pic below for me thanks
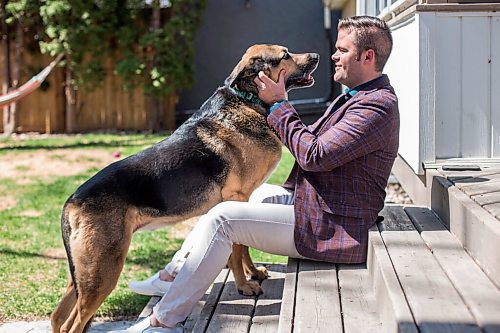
[310,53,320,60]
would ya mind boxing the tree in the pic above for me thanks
[1,0,207,134]
[115,0,207,131]
[1,0,41,136]
[1,0,11,135]
[39,0,116,133]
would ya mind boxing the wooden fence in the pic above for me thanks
[1,52,177,133]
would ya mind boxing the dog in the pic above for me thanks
[51,44,319,333]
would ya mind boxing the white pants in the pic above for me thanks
[153,183,303,326]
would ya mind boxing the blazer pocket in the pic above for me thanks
[317,195,334,214]
[317,195,364,218]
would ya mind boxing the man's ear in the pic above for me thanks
[364,49,376,63]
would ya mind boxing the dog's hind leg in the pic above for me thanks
[61,208,133,333]
[241,246,269,282]
[61,242,130,333]
[61,290,109,333]
[51,280,77,333]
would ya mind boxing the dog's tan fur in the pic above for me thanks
[51,44,318,333]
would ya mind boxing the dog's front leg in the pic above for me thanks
[241,246,269,282]
[228,243,262,296]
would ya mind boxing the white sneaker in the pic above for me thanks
[129,272,172,296]
[108,316,183,333]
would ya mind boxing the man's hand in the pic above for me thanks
[254,69,288,105]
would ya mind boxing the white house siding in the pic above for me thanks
[492,16,500,158]
[384,17,421,173]
[432,12,500,160]
[385,11,500,174]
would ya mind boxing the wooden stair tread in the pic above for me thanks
[338,264,384,333]
[379,207,481,333]
[405,206,500,333]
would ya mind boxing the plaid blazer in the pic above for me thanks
[267,75,399,263]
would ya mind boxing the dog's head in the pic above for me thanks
[225,44,319,95]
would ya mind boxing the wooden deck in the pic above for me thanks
[434,166,500,290]
[138,264,287,333]
[138,206,500,333]
[442,167,500,220]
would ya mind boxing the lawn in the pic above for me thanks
[0,133,294,322]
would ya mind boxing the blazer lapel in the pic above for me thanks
[311,74,390,134]
[314,93,360,134]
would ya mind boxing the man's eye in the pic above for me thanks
[283,52,290,60]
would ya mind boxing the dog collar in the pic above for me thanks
[230,87,268,108]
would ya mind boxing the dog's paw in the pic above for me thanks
[251,266,269,282]
[237,279,263,296]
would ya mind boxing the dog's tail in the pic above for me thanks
[61,199,78,298]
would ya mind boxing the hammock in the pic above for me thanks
[0,53,64,107]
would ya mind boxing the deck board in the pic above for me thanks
[380,209,481,333]
[277,258,298,333]
[471,191,500,206]
[457,181,500,196]
[293,260,342,333]
[451,172,500,187]
[379,205,414,231]
[405,206,500,333]
[338,264,384,333]
[482,202,500,219]
[445,169,500,182]
[136,206,500,333]
[368,227,418,333]
[249,264,286,333]
[205,271,257,333]
[186,268,229,332]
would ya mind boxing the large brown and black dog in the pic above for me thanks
[51,44,319,333]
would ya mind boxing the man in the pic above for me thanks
[113,15,399,333]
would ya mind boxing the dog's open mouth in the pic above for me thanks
[286,57,319,90]
[293,73,315,86]
[287,70,317,90]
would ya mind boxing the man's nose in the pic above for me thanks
[331,52,339,62]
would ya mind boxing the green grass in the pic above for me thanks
[0,133,294,320]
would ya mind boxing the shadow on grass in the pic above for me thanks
[0,132,170,153]
[126,240,183,272]
[0,140,160,152]
[1,240,183,271]
[98,290,152,317]
[0,247,66,260]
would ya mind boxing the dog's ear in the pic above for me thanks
[225,58,270,93]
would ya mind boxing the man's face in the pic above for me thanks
[332,29,364,89]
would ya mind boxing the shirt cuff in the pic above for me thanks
[268,100,288,115]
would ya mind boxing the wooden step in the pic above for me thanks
[294,260,341,332]
[338,263,383,333]
[405,206,500,333]
[434,171,500,289]
[136,206,500,332]
[186,268,229,332]
[379,206,481,333]
[366,225,417,333]
[249,267,286,333]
